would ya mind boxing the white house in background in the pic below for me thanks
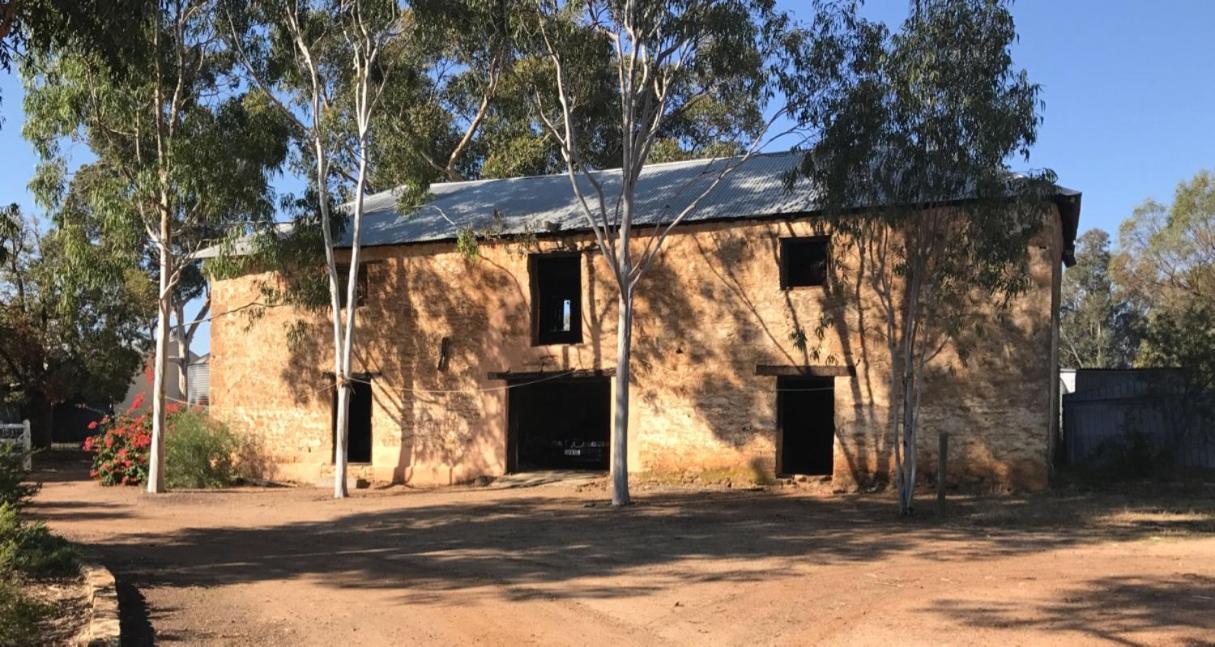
[187,354,210,405]
[118,331,210,411]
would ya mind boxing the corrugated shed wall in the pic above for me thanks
[1062,369,1215,469]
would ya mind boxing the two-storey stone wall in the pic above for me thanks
[208,209,1063,490]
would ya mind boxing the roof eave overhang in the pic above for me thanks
[1053,189,1082,267]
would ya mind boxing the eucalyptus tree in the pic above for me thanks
[786,0,1054,514]
[0,204,153,446]
[0,0,149,104]
[1114,171,1215,436]
[1060,229,1140,369]
[527,0,791,506]
[226,0,556,497]
[1114,171,1215,314]
[225,0,417,498]
[22,0,290,492]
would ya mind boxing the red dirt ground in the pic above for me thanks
[28,455,1215,646]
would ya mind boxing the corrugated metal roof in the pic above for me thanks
[342,151,817,247]
[196,150,1080,256]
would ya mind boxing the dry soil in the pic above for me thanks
[28,456,1215,646]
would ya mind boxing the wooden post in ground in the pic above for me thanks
[937,431,948,517]
[22,420,30,471]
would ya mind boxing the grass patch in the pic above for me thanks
[0,504,78,578]
[0,580,49,646]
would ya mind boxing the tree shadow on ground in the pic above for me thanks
[929,574,1215,646]
[69,484,1215,608]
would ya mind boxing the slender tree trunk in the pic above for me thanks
[895,262,924,515]
[174,301,189,404]
[612,286,634,506]
[333,377,351,497]
[334,117,371,498]
[148,226,171,494]
[888,339,902,500]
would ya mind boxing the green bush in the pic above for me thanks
[0,580,48,646]
[0,504,77,578]
[0,445,38,509]
[165,410,243,489]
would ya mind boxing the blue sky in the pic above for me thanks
[2,0,1214,353]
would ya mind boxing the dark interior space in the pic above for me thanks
[508,377,609,471]
[52,400,110,443]
[778,376,835,475]
[780,236,830,288]
[530,253,582,345]
[332,378,372,464]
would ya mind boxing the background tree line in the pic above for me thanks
[1061,169,1215,396]
[1061,169,1215,451]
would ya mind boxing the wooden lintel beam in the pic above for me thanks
[487,368,616,381]
[755,364,855,377]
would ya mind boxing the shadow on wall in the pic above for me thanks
[624,216,1055,489]
[627,219,890,482]
[278,249,537,485]
[271,216,1052,488]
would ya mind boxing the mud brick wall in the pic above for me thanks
[208,208,1063,490]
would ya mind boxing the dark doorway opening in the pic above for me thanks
[508,377,610,471]
[332,377,372,464]
[777,376,834,476]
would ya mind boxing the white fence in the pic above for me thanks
[0,421,32,470]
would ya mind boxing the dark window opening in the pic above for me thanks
[777,376,834,476]
[336,263,369,308]
[508,377,609,471]
[332,377,372,464]
[780,237,830,288]
[530,254,582,345]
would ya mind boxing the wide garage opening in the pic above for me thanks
[508,376,610,471]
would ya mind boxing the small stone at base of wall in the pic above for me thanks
[76,562,121,647]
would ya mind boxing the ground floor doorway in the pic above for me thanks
[777,376,835,476]
[332,377,372,464]
[508,376,610,471]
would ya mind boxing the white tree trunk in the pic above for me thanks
[147,232,171,494]
[333,377,351,497]
[174,301,189,404]
[895,263,925,515]
[611,287,634,506]
[333,108,372,500]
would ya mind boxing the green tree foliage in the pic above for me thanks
[0,205,151,446]
[1060,229,1141,368]
[1114,171,1215,314]
[225,0,416,498]
[1113,171,1215,433]
[22,1,291,489]
[787,0,1054,514]
[0,0,151,105]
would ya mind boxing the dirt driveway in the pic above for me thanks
[29,456,1215,646]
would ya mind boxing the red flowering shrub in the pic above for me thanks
[84,394,151,486]
[83,394,233,488]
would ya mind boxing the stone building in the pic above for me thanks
[204,152,1081,489]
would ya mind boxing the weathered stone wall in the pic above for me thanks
[208,209,1063,490]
